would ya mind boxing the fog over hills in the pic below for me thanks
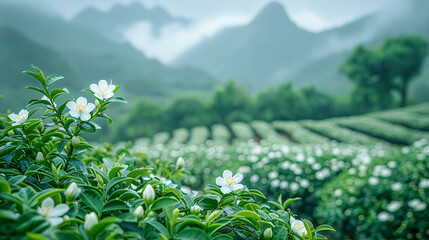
[174,0,429,96]
[0,2,217,111]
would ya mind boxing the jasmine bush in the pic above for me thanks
[0,67,333,240]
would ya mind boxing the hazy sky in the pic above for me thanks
[18,0,394,63]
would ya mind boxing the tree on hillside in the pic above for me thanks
[341,46,393,110]
[210,80,253,124]
[342,35,428,109]
[166,96,212,129]
[382,36,428,107]
[256,82,307,121]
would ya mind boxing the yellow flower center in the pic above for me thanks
[99,85,108,95]
[16,114,24,120]
[76,104,85,113]
[225,177,236,186]
[40,206,52,217]
[293,221,305,231]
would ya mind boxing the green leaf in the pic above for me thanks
[177,228,210,240]
[198,196,218,209]
[89,216,120,237]
[150,197,179,211]
[57,140,69,154]
[102,199,130,212]
[80,122,96,133]
[23,67,47,89]
[303,219,314,240]
[108,97,127,104]
[25,86,47,96]
[0,146,15,158]
[283,198,301,209]
[47,74,64,86]
[234,210,261,220]
[0,209,19,220]
[29,188,64,207]
[249,189,266,199]
[79,189,103,215]
[146,221,170,239]
[315,224,335,232]
[268,201,283,210]
[127,168,151,179]
[105,177,132,197]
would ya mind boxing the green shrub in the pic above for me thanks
[0,67,332,240]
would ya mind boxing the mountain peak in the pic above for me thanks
[252,1,295,27]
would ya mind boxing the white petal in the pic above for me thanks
[99,80,108,87]
[90,84,99,93]
[49,204,69,217]
[233,173,243,183]
[223,170,232,179]
[66,101,76,110]
[220,186,231,194]
[216,177,225,186]
[8,114,17,121]
[48,217,63,226]
[108,85,116,92]
[86,103,95,112]
[69,110,80,118]
[104,92,114,99]
[80,113,91,121]
[19,109,28,115]
[232,184,244,191]
[41,197,55,208]
[76,97,87,106]
[94,93,103,99]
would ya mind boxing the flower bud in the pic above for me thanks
[172,208,180,220]
[143,184,155,205]
[147,211,156,218]
[37,122,44,131]
[65,182,81,201]
[96,174,104,186]
[95,100,101,109]
[133,206,145,220]
[63,215,70,221]
[264,228,273,240]
[190,205,201,215]
[176,157,185,170]
[71,136,80,147]
[84,212,98,231]
[36,152,44,163]
[7,130,14,137]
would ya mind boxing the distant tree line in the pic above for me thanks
[112,35,428,142]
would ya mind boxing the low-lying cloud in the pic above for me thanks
[124,15,250,64]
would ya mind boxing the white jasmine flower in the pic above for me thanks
[216,170,244,194]
[386,201,401,212]
[368,177,379,185]
[37,197,69,226]
[299,179,309,188]
[334,189,342,197]
[268,171,278,179]
[408,199,427,211]
[290,216,307,237]
[290,182,299,191]
[377,211,391,222]
[419,179,429,188]
[250,174,259,183]
[90,80,115,99]
[66,97,95,121]
[391,182,402,191]
[8,109,28,125]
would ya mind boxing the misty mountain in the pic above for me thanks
[174,0,429,95]
[0,3,217,111]
[72,2,190,41]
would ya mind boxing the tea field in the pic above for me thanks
[129,103,429,239]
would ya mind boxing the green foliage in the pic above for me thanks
[0,67,331,239]
[342,35,428,110]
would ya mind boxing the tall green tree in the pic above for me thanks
[382,36,428,107]
[210,80,253,124]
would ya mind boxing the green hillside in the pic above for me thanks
[0,3,217,112]
[134,103,429,147]
[174,0,429,95]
